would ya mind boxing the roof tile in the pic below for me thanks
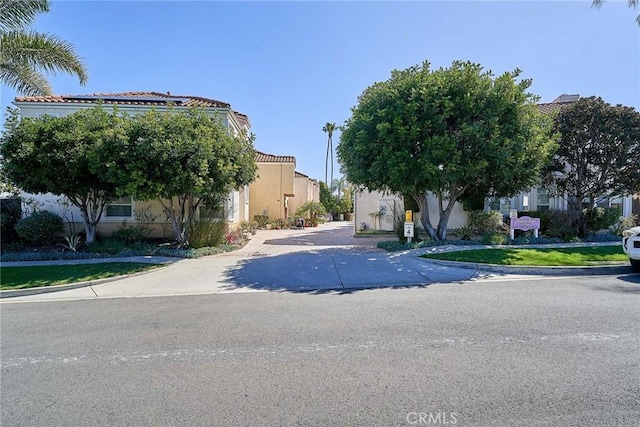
[14,91,230,108]
[256,151,295,163]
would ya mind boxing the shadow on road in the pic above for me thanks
[217,247,481,294]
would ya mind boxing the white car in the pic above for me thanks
[622,226,640,272]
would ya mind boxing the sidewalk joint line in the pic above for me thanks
[330,255,345,288]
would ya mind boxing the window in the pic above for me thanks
[537,188,550,211]
[106,196,133,217]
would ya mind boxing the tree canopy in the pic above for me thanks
[105,108,258,246]
[542,96,640,212]
[337,60,556,240]
[1,106,258,246]
[0,0,88,95]
[0,107,125,243]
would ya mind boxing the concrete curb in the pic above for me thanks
[424,258,634,276]
[0,268,167,299]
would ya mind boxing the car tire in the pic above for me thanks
[631,258,640,273]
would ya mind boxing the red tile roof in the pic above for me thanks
[537,94,580,115]
[256,151,295,163]
[295,171,309,178]
[14,91,230,108]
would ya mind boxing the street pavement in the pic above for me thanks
[2,275,639,426]
[0,221,633,301]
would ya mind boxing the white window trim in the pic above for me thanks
[103,196,135,221]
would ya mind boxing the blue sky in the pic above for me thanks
[1,1,638,182]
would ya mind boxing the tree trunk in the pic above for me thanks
[436,207,453,241]
[74,191,107,244]
[414,192,437,241]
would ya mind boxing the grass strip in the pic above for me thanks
[0,263,163,290]
[421,245,626,266]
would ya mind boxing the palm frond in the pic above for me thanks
[0,30,88,84]
[0,61,51,95]
[0,0,49,32]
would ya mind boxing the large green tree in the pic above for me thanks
[319,181,338,214]
[106,108,258,246]
[0,107,125,243]
[338,60,556,240]
[542,96,640,212]
[0,0,88,95]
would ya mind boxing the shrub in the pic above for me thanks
[583,233,622,242]
[0,198,21,244]
[542,210,580,240]
[295,202,327,225]
[189,218,227,249]
[468,210,504,235]
[481,232,509,245]
[253,214,269,228]
[239,220,256,236]
[583,206,621,234]
[225,228,244,245]
[610,214,638,236]
[15,210,64,246]
[455,225,475,240]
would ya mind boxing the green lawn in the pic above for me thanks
[0,263,164,290]
[421,245,627,266]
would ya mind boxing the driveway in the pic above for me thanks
[2,222,498,301]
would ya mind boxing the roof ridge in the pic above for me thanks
[14,92,233,109]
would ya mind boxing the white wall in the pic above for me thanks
[354,190,469,233]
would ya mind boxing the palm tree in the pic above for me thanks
[592,0,639,26]
[0,0,88,96]
[322,122,336,186]
[331,177,345,200]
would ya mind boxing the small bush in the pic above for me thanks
[15,210,64,246]
[468,210,504,235]
[583,207,621,234]
[239,220,257,236]
[253,214,269,228]
[1,198,21,244]
[112,225,151,244]
[225,229,244,245]
[543,210,580,240]
[610,214,638,236]
[582,233,621,242]
[481,232,509,245]
[509,236,563,245]
[189,218,227,249]
[455,225,475,240]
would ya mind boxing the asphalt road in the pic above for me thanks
[2,274,639,426]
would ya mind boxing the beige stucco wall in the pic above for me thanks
[354,190,469,234]
[249,162,295,220]
[289,176,319,217]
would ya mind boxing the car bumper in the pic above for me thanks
[622,234,640,260]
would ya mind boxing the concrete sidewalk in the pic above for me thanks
[1,222,632,301]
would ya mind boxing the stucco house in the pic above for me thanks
[248,152,319,221]
[8,91,252,238]
[290,171,320,218]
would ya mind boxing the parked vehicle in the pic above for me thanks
[622,226,640,272]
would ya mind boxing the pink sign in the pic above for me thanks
[511,216,540,231]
